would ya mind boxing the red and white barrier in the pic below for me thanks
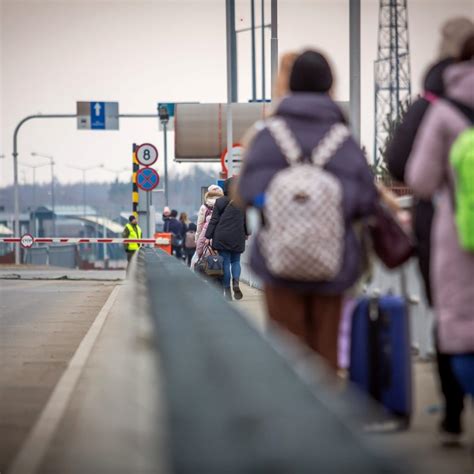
[0,235,171,249]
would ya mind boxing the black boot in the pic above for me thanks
[224,287,233,301]
[232,279,243,300]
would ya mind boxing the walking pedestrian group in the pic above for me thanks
[149,16,473,446]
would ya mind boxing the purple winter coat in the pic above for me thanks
[238,93,378,294]
[406,61,474,354]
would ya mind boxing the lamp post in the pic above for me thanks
[31,152,56,235]
[20,161,50,235]
[67,164,104,216]
[102,166,129,183]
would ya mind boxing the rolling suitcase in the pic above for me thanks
[349,295,412,428]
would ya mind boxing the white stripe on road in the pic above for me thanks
[8,285,121,474]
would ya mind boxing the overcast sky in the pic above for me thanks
[1,0,473,186]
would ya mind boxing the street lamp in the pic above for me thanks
[31,152,56,235]
[66,164,104,216]
[20,161,50,235]
[102,166,129,182]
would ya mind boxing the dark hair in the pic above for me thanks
[128,215,136,222]
[459,34,474,61]
[289,50,333,94]
[171,209,178,218]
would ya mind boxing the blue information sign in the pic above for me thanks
[90,101,106,129]
[137,168,160,191]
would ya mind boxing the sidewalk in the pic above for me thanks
[235,284,474,474]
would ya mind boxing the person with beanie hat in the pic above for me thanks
[237,49,377,370]
[122,214,142,270]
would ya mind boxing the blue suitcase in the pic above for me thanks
[349,295,412,427]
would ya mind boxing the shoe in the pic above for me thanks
[224,287,233,301]
[232,280,243,300]
[439,419,463,447]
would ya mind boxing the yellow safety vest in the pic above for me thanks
[125,223,142,251]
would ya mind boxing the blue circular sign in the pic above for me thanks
[137,168,159,191]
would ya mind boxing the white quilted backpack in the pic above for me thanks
[260,118,350,281]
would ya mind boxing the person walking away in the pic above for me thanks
[196,185,224,244]
[122,215,142,270]
[184,222,197,267]
[406,39,474,444]
[162,206,171,231]
[387,17,473,444]
[237,50,378,371]
[164,209,185,260]
[205,177,249,300]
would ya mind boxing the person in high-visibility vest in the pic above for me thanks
[122,215,142,265]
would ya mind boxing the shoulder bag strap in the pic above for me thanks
[266,117,303,166]
[311,123,351,167]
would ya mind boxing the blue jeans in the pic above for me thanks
[451,354,474,396]
[219,251,241,289]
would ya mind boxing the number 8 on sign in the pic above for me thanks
[136,143,158,167]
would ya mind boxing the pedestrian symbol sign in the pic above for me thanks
[136,168,160,192]
[77,101,119,130]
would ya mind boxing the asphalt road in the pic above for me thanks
[0,278,117,471]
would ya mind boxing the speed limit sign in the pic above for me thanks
[136,143,158,167]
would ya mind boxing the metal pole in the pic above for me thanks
[251,0,257,101]
[163,121,169,207]
[226,0,235,176]
[349,0,361,143]
[82,170,86,216]
[230,0,238,102]
[270,0,278,99]
[103,217,108,267]
[261,0,266,100]
[32,168,36,235]
[50,159,56,235]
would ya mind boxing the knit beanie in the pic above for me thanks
[289,50,333,94]
[439,17,474,59]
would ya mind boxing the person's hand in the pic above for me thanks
[205,239,210,246]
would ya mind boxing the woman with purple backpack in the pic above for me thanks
[237,50,378,370]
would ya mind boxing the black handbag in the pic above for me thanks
[203,247,224,277]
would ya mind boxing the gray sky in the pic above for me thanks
[1,0,473,186]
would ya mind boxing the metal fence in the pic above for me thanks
[25,244,78,269]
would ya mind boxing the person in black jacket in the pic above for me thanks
[164,209,185,260]
[205,177,248,300]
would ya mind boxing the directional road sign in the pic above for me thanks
[136,143,158,167]
[77,101,119,130]
[137,168,160,191]
[20,233,34,249]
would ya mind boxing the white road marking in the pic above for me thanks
[8,285,121,474]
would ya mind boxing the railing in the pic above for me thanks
[25,244,78,268]
[138,247,406,473]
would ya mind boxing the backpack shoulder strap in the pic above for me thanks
[445,98,474,124]
[266,117,303,166]
[311,123,351,167]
